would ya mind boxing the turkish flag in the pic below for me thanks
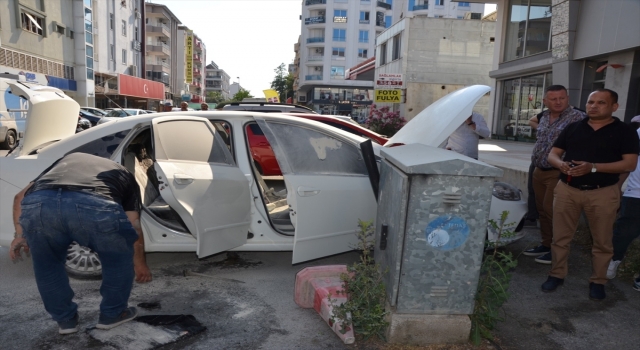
[118,74,164,100]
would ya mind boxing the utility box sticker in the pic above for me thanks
[425,216,469,251]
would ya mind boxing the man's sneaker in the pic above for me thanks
[535,252,552,265]
[633,275,640,292]
[589,282,606,301]
[523,245,550,257]
[606,260,622,279]
[96,307,138,330]
[541,276,564,292]
[58,313,79,335]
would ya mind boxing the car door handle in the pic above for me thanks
[174,174,194,185]
[297,186,320,197]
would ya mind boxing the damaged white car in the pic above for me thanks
[0,84,526,278]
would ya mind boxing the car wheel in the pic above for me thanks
[65,242,102,279]
[0,129,17,150]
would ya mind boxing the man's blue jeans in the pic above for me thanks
[612,196,640,261]
[20,189,138,322]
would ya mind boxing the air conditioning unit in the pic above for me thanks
[298,95,307,102]
[314,67,322,71]
[130,65,137,76]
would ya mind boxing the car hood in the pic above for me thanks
[386,85,491,147]
[9,82,80,155]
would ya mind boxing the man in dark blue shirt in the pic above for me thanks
[9,153,152,334]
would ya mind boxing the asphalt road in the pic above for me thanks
[0,247,358,350]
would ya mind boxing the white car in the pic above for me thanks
[98,108,148,124]
[0,84,526,278]
[80,107,108,117]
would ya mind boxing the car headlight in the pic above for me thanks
[492,182,521,201]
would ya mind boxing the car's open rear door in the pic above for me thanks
[151,116,251,258]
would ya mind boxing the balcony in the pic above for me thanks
[307,55,324,61]
[190,80,201,88]
[377,1,391,10]
[306,37,325,43]
[412,4,428,10]
[150,76,170,85]
[193,67,201,76]
[146,42,171,56]
[305,75,323,80]
[149,61,170,74]
[147,23,170,38]
[206,74,222,79]
[193,54,202,62]
[195,40,203,51]
[305,0,326,5]
[304,16,325,25]
[359,19,370,24]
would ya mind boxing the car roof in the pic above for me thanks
[216,102,316,113]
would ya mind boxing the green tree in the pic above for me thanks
[206,91,224,104]
[232,89,253,102]
[270,63,294,102]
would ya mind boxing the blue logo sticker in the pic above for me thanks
[425,216,470,251]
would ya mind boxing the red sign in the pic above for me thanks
[118,74,164,100]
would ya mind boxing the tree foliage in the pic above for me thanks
[232,89,253,102]
[206,91,225,104]
[270,63,294,102]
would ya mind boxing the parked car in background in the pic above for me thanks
[78,110,102,126]
[98,108,147,124]
[145,110,157,114]
[80,107,107,116]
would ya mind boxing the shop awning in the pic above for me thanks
[346,57,375,81]
[118,74,164,100]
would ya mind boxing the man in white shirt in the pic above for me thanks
[607,115,640,291]
[445,112,490,160]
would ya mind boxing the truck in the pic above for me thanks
[0,73,28,150]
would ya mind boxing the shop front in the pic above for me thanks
[493,72,552,142]
[95,74,164,111]
[307,87,373,117]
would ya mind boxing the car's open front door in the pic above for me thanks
[256,118,377,264]
[151,116,251,258]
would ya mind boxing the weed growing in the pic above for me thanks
[470,211,518,345]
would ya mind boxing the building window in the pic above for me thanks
[496,72,552,140]
[121,20,127,36]
[330,66,345,79]
[134,24,139,41]
[435,0,444,5]
[359,11,370,24]
[333,29,346,42]
[332,47,345,58]
[21,12,44,36]
[122,49,127,64]
[358,30,369,43]
[458,2,470,6]
[109,13,114,30]
[385,15,392,28]
[380,42,387,65]
[504,0,552,62]
[358,48,368,58]
[84,0,92,7]
[392,34,401,60]
[110,44,115,61]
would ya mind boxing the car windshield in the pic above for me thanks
[105,109,136,118]
[80,110,98,118]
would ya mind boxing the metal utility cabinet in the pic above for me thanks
[374,143,503,344]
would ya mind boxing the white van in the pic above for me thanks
[0,73,28,149]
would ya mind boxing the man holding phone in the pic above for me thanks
[541,89,639,300]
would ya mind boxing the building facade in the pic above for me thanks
[478,0,640,142]
[0,0,84,104]
[396,0,485,19]
[205,60,231,101]
[175,26,205,105]
[374,15,495,121]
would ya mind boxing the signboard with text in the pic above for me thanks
[374,89,401,103]
[185,31,193,83]
[375,73,403,88]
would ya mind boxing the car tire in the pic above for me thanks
[0,129,17,150]
[65,242,102,280]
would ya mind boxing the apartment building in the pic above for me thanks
[144,2,182,108]
[467,0,640,143]
[297,0,398,116]
[398,0,484,18]
[0,0,83,103]
[205,61,231,101]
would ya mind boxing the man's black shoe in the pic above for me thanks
[524,245,551,257]
[541,276,564,292]
[589,282,606,301]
